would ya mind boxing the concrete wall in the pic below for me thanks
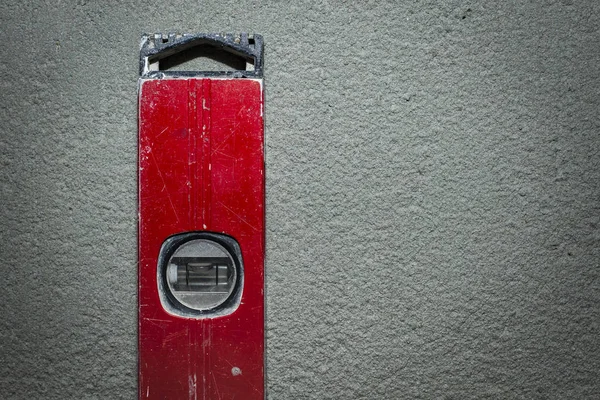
[1,1,598,398]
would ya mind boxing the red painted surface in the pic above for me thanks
[138,78,264,399]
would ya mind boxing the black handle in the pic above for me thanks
[139,32,263,78]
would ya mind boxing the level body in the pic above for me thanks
[138,33,265,400]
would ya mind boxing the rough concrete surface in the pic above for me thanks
[1,1,599,399]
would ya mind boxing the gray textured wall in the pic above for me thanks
[1,1,599,399]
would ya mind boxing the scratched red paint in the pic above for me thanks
[139,78,264,399]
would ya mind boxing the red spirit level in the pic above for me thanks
[138,33,265,399]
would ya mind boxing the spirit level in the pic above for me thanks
[138,33,265,399]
